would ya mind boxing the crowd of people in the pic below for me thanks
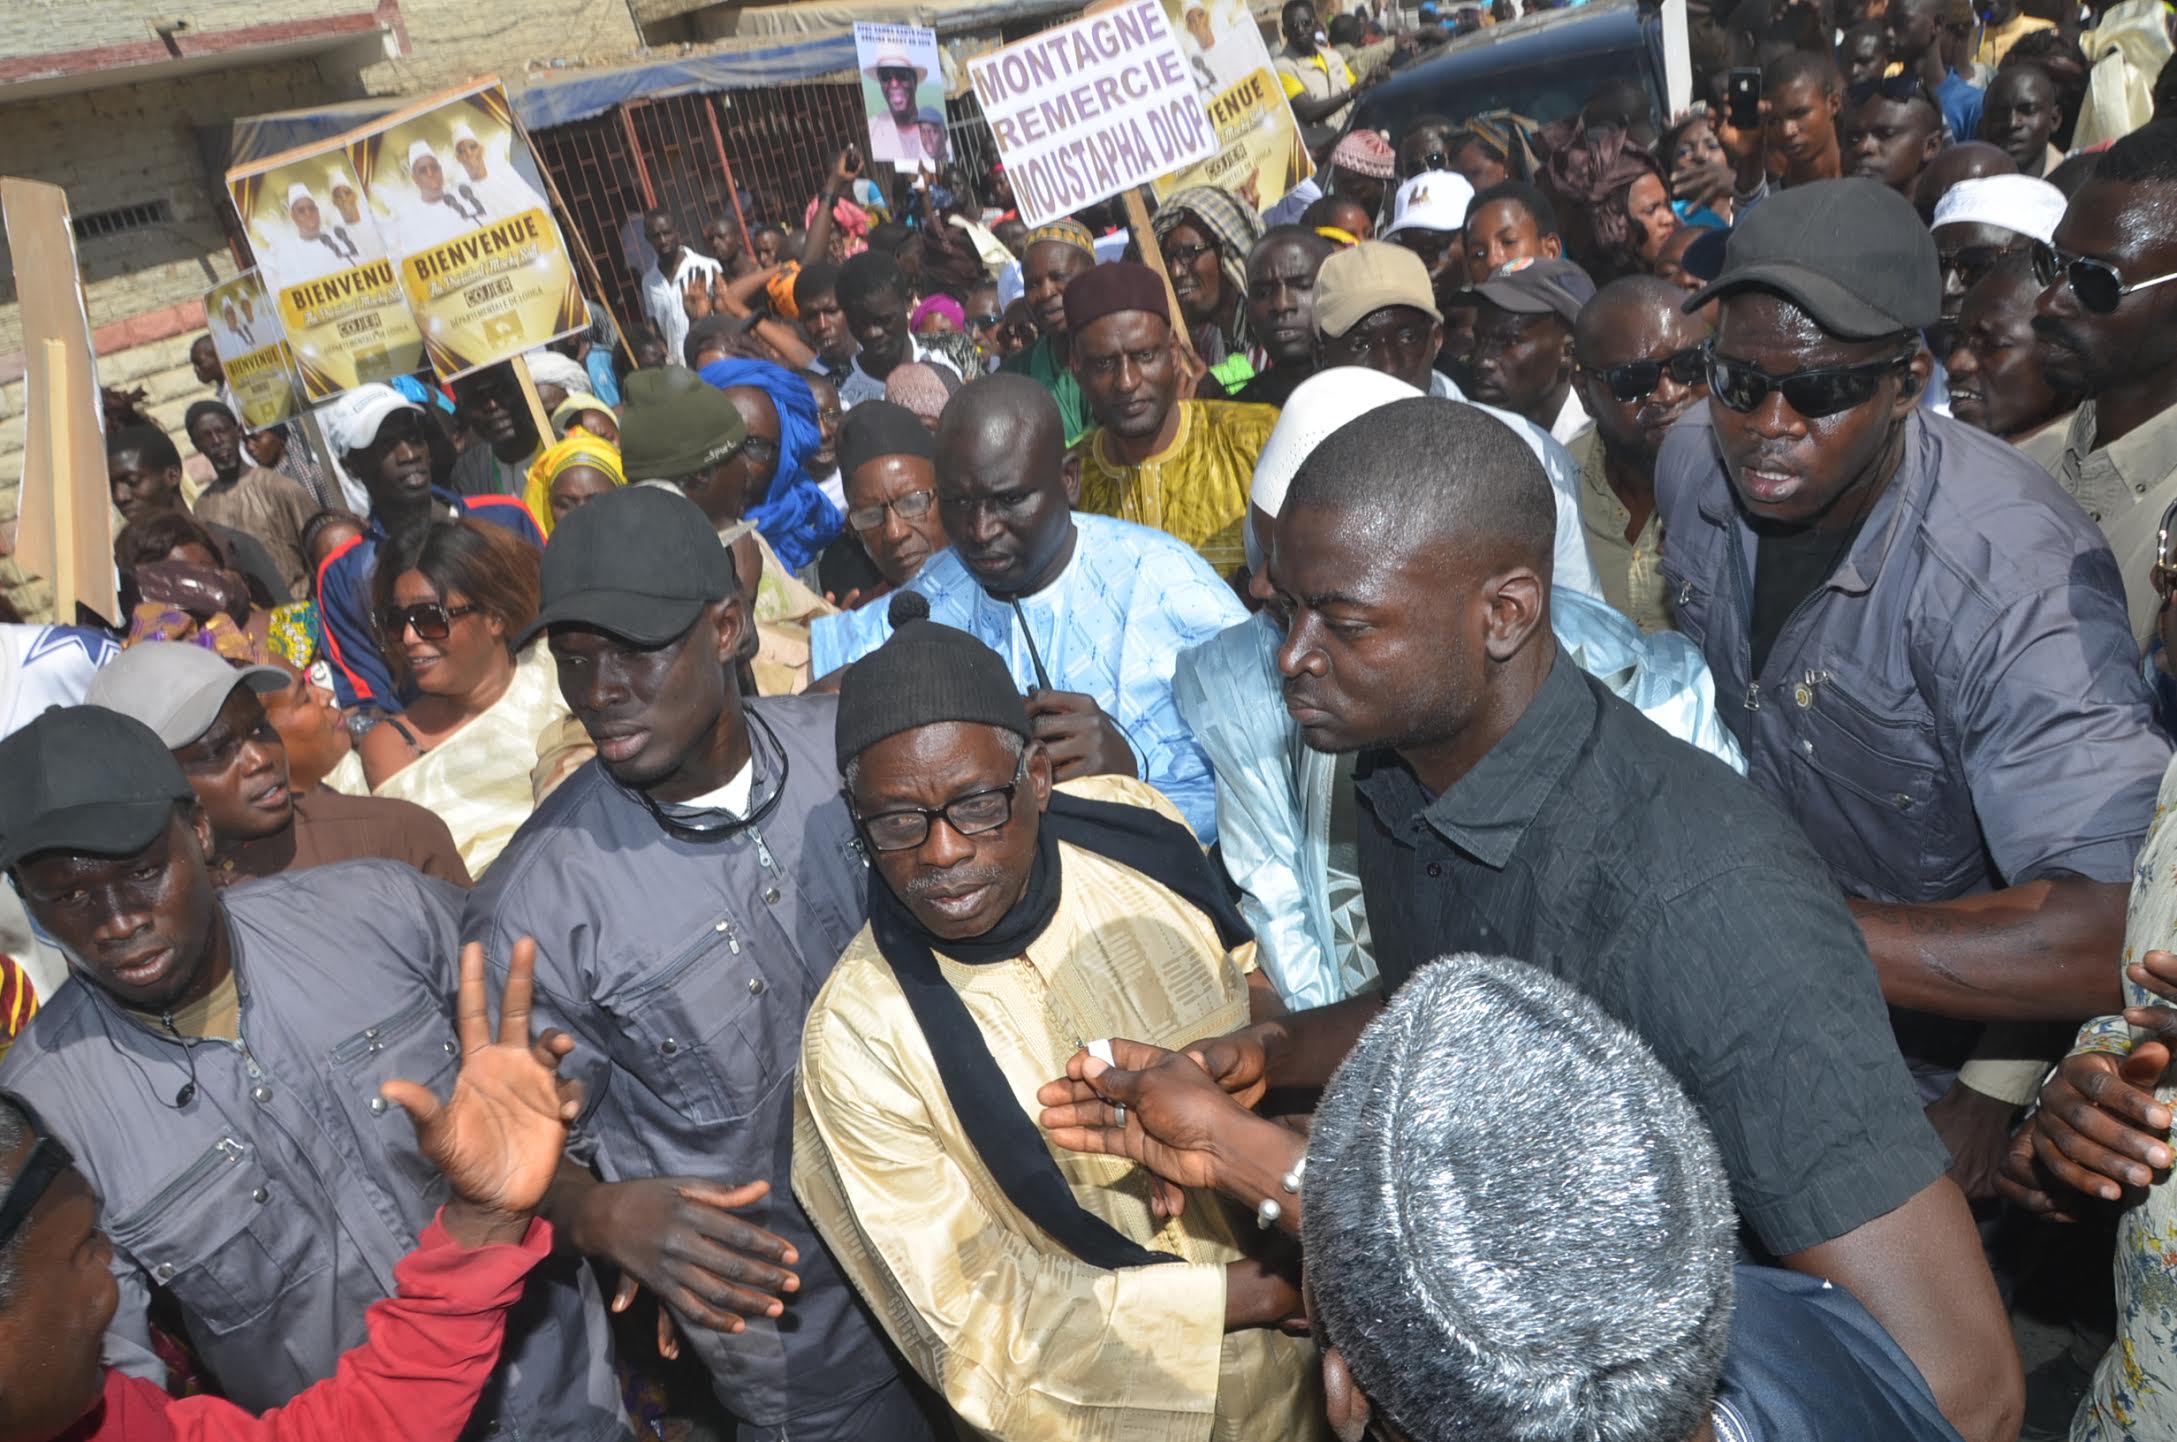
[6,0,2177,1438]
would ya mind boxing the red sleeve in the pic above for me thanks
[150,1214,550,1442]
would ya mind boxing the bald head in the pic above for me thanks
[1575,274,1702,355]
[1915,141,2018,221]
[936,373,1063,479]
[721,385,779,439]
[933,375,1074,596]
[1287,397,1556,571]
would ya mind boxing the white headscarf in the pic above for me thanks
[1931,175,2069,244]
[1245,365,1423,569]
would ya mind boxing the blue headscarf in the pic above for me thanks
[697,357,844,574]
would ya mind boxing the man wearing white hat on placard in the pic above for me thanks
[449,118,549,224]
[272,181,362,283]
[862,50,929,166]
[324,169,386,265]
[392,138,483,254]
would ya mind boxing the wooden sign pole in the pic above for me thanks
[509,352,555,448]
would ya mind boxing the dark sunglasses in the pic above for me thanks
[2033,240,2177,316]
[968,312,1005,328]
[376,601,479,641]
[1407,149,1452,174]
[0,1092,72,1250]
[1581,345,1708,402]
[740,435,780,465]
[1846,74,1927,106]
[1705,345,1911,419]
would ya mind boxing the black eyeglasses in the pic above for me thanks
[0,1092,72,1250]
[1942,242,2028,295]
[1164,242,1216,266]
[376,601,479,640]
[1406,150,1452,174]
[1580,345,1708,402]
[857,753,1029,852]
[2033,240,2177,316]
[968,312,1005,328]
[1390,228,1457,265]
[847,488,936,534]
[1705,345,1911,418]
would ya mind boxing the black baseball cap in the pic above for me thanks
[0,706,196,872]
[520,483,737,648]
[1684,178,1940,338]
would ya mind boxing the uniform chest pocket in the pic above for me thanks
[615,920,777,1127]
[1785,683,1949,888]
[330,990,458,1201]
[108,1137,328,1337]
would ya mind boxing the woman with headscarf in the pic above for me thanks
[1150,186,1265,391]
[696,355,843,575]
[521,431,626,536]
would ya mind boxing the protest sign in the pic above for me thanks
[1154,0,1311,212]
[228,142,422,402]
[855,24,948,170]
[967,0,1219,228]
[3,176,117,623]
[358,80,584,381]
[204,270,303,431]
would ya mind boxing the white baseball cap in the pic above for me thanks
[1932,175,2068,245]
[1383,170,1476,238]
[320,383,423,458]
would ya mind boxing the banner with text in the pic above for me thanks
[357,81,584,382]
[228,143,423,402]
[854,23,948,170]
[204,270,303,430]
[967,0,1219,228]
[1154,0,1310,212]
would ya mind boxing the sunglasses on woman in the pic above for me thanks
[1705,346,1911,419]
[1581,345,1708,403]
[2033,240,2177,316]
[376,601,479,641]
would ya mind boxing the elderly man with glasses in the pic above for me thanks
[1657,176,2171,1213]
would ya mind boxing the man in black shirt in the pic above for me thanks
[1237,395,2021,1442]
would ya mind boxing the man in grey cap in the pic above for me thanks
[0,704,631,1441]
[1468,255,1598,445]
[86,641,467,887]
[1657,176,2170,1200]
[465,484,939,1442]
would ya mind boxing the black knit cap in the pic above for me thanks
[835,592,1030,770]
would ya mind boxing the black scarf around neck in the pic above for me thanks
[868,789,1253,1271]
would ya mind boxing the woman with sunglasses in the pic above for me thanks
[358,519,567,875]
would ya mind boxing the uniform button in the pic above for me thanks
[443,1040,457,1054]
[714,920,731,932]
[748,977,767,995]
[367,1096,387,1115]
[251,1085,273,1104]
[1425,863,1442,878]
[252,1186,269,1204]
[660,1038,679,1055]
[1893,792,1914,810]
[763,886,781,905]
[155,1262,176,1281]
[1801,738,1815,756]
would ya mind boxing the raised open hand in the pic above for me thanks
[382,937,580,1226]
